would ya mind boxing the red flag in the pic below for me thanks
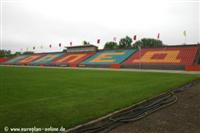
[59,43,61,47]
[49,44,52,48]
[113,37,117,42]
[157,33,160,39]
[70,42,72,46]
[133,35,137,40]
[97,39,100,44]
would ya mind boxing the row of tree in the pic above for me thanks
[104,36,163,49]
[0,50,16,57]
[0,50,34,57]
[0,50,11,57]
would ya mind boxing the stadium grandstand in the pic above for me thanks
[122,46,199,70]
[0,58,8,63]
[28,53,65,66]
[49,52,94,67]
[1,44,200,71]
[80,49,135,68]
[16,53,46,65]
[3,55,30,65]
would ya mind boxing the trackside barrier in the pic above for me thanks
[79,64,86,67]
[110,64,121,69]
[185,65,200,71]
[69,64,77,67]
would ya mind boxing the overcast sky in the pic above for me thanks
[0,0,199,53]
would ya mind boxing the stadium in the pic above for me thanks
[1,0,200,133]
[0,43,200,133]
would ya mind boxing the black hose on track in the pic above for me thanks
[69,81,198,133]
[72,92,177,133]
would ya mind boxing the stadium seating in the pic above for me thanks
[122,47,198,69]
[3,55,29,65]
[50,52,94,66]
[80,50,136,66]
[17,54,46,65]
[2,45,200,71]
[28,53,65,65]
[0,58,8,63]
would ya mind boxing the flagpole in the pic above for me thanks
[184,35,186,44]
[183,30,186,44]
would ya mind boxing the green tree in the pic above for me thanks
[104,41,118,49]
[23,51,34,55]
[0,50,11,57]
[13,52,21,56]
[133,38,163,49]
[0,50,23,58]
[119,36,132,49]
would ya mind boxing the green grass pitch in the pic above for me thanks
[0,66,199,132]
